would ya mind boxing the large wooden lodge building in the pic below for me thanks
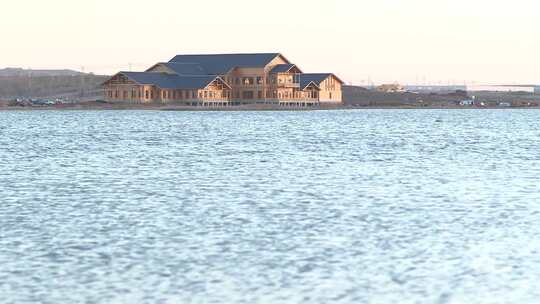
[103,53,343,106]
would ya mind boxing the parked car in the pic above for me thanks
[459,100,474,106]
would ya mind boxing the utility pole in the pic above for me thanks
[80,66,85,98]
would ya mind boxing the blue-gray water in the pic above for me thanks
[1,110,540,303]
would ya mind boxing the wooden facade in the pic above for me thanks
[103,53,343,106]
[104,74,231,106]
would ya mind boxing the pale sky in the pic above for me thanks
[1,0,539,85]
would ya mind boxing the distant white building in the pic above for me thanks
[405,85,467,94]
[468,85,534,93]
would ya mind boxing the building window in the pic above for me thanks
[145,90,149,99]
[257,91,263,99]
[204,91,208,98]
[151,91,154,99]
[242,91,254,99]
[242,77,254,86]
[329,92,332,99]
[235,78,240,85]
[123,91,128,99]
[256,77,263,85]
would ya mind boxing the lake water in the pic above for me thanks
[1,109,540,303]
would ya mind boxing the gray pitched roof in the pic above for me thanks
[119,72,225,89]
[168,53,282,75]
[269,64,296,74]
[300,74,330,90]
[300,73,343,90]
[159,62,208,75]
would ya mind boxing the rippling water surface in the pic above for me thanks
[1,110,540,303]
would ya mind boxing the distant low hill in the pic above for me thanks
[342,85,369,103]
[342,85,469,106]
[0,68,108,100]
[0,68,86,77]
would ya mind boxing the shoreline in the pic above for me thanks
[0,101,538,111]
